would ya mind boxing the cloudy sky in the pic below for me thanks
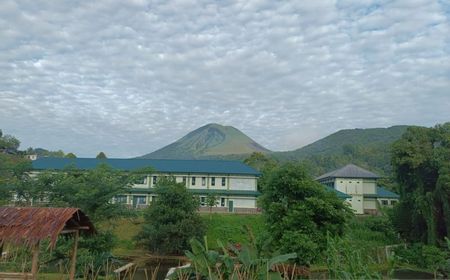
[0,0,449,158]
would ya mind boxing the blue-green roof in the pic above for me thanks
[128,188,260,197]
[324,186,352,199]
[32,157,260,176]
[364,186,400,199]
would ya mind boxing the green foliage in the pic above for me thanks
[393,243,449,276]
[391,122,450,244]
[0,153,32,205]
[0,130,21,151]
[26,147,66,157]
[30,164,134,223]
[65,152,77,158]
[260,163,352,265]
[326,233,382,279]
[137,178,205,254]
[176,237,297,280]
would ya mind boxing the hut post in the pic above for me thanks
[31,241,40,280]
[69,230,80,280]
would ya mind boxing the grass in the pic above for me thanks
[110,213,264,255]
[202,213,264,249]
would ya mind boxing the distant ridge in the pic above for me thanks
[139,123,270,159]
[275,125,409,159]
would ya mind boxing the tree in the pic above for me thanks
[391,123,450,244]
[33,164,134,223]
[260,163,352,265]
[96,152,107,159]
[137,177,205,254]
[206,193,218,219]
[0,132,20,151]
[65,152,77,158]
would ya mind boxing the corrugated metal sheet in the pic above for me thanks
[0,207,95,248]
[31,157,261,176]
[316,164,380,180]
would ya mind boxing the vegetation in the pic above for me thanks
[137,178,205,255]
[260,163,352,265]
[0,129,21,151]
[174,237,297,280]
[391,123,450,245]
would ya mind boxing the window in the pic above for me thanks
[391,200,397,205]
[135,196,146,205]
[192,177,196,185]
[211,177,215,186]
[200,196,206,206]
[202,177,206,186]
[220,197,225,207]
[152,176,157,185]
[115,195,127,204]
[182,176,187,184]
[135,176,146,184]
[381,200,388,206]
[221,177,226,186]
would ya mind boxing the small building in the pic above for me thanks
[316,164,399,214]
[31,157,261,213]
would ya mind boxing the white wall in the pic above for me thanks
[364,198,377,210]
[230,197,257,208]
[229,177,257,191]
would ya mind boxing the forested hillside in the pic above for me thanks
[272,126,409,176]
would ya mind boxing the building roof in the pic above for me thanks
[316,164,380,180]
[32,157,260,176]
[364,186,400,199]
[324,186,352,199]
[0,207,95,248]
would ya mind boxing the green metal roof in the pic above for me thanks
[316,164,380,180]
[324,186,352,199]
[127,188,260,197]
[364,186,400,199]
[32,157,260,176]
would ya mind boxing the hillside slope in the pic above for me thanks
[273,125,410,175]
[140,123,270,159]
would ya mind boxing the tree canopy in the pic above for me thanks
[391,123,450,244]
[137,177,205,255]
[259,163,352,265]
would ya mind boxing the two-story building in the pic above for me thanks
[316,164,399,214]
[31,157,261,213]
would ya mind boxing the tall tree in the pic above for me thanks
[260,163,352,265]
[391,123,450,244]
[137,177,205,254]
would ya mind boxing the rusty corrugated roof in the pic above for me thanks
[0,207,95,248]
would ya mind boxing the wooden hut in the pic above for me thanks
[0,207,95,280]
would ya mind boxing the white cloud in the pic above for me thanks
[0,0,449,157]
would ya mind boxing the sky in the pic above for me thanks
[1,0,449,158]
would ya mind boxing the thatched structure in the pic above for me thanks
[0,207,95,280]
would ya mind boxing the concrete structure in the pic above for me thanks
[316,164,399,214]
[31,157,260,213]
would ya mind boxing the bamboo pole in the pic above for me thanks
[31,242,40,280]
[69,230,80,280]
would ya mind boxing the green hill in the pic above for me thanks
[139,123,270,159]
[272,126,410,176]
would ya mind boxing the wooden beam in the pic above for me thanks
[61,226,90,234]
[31,242,39,280]
[69,230,79,280]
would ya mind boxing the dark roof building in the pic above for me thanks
[316,164,380,181]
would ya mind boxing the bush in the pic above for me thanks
[137,178,205,255]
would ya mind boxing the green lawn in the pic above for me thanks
[111,213,264,255]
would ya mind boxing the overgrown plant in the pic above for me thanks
[326,233,382,280]
[173,236,297,280]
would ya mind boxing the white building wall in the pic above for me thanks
[230,197,257,208]
[229,177,257,191]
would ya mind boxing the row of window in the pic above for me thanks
[151,176,227,186]
[117,195,227,207]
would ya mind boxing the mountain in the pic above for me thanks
[273,125,410,175]
[139,123,271,159]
